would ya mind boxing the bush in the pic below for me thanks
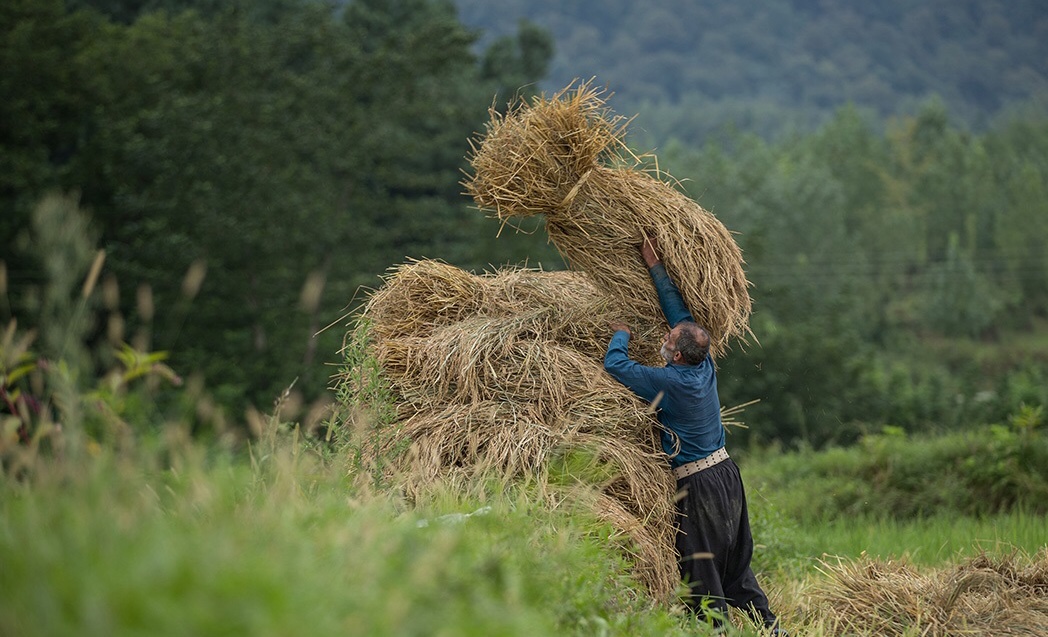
[744,411,1048,522]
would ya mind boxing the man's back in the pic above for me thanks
[604,341,724,465]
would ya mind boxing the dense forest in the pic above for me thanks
[3,0,1048,447]
[3,0,561,410]
[455,0,1048,146]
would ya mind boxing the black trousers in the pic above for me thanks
[675,458,777,628]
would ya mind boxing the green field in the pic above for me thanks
[3,416,1045,637]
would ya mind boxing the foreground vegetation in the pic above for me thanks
[3,400,1045,636]
[3,421,1045,637]
[0,411,706,637]
[3,286,1045,635]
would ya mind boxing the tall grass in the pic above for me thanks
[1,414,726,637]
[798,509,1047,565]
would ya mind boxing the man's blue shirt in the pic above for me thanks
[603,263,725,466]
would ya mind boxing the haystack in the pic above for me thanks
[350,259,682,602]
[814,549,1048,636]
[343,83,757,605]
[464,80,752,358]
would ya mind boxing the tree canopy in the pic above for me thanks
[3,0,559,410]
[454,0,1048,146]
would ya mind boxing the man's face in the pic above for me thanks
[660,326,682,365]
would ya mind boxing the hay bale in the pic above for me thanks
[376,318,641,410]
[361,259,486,341]
[363,259,667,366]
[372,395,681,603]
[464,81,752,357]
[348,260,684,602]
[814,549,1048,636]
[592,493,681,604]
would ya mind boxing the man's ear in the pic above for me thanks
[672,350,684,364]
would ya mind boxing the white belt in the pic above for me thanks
[673,447,729,480]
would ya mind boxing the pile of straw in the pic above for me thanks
[344,83,757,604]
[464,81,752,358]
[814,549,1048,636]
[352,259,681,602]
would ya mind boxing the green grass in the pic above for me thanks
[742,425,1048,579]
[794,509,1047,565]
[0,427,717,637]
[3,421,1046,637]
[750,502,1047,572]
[739,421,1048,523]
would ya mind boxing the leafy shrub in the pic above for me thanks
[745,410,1048,522]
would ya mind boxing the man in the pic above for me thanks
[604,236,783,634]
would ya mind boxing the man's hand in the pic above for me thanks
[610,321,631,337]
[641,235,661,268]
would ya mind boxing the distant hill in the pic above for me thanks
[454,0,1048,145]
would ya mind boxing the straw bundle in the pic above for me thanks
[814,549,1048,636]
[364,259,666,366]
[350,259,682,602]
[464,81,752,357]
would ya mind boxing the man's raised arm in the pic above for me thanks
[642,236,694,327]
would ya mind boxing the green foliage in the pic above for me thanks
[14,193,99,365]
[662,106,1048,447]
[0,321,39,449]
[480,18,554,107]
[0,317,185,463]
[1008,403,1043,436]
[331,321,397,430]
[0,193,212,472]
[921,234,1009,337]
[3,0,559,415]
[326,319,406,487]
[455,0,1048,146]
[0,0,98,267]
[744,413,1048,523]
[0,417,711,637]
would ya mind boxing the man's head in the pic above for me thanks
[660,321,710,366]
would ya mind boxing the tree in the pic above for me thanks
[0,0,98,314]
[6,0,557,413]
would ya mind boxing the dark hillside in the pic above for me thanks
[454,0,1048,145]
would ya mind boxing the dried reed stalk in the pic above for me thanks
[814,549,1048,636]
[464,80,752,357]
